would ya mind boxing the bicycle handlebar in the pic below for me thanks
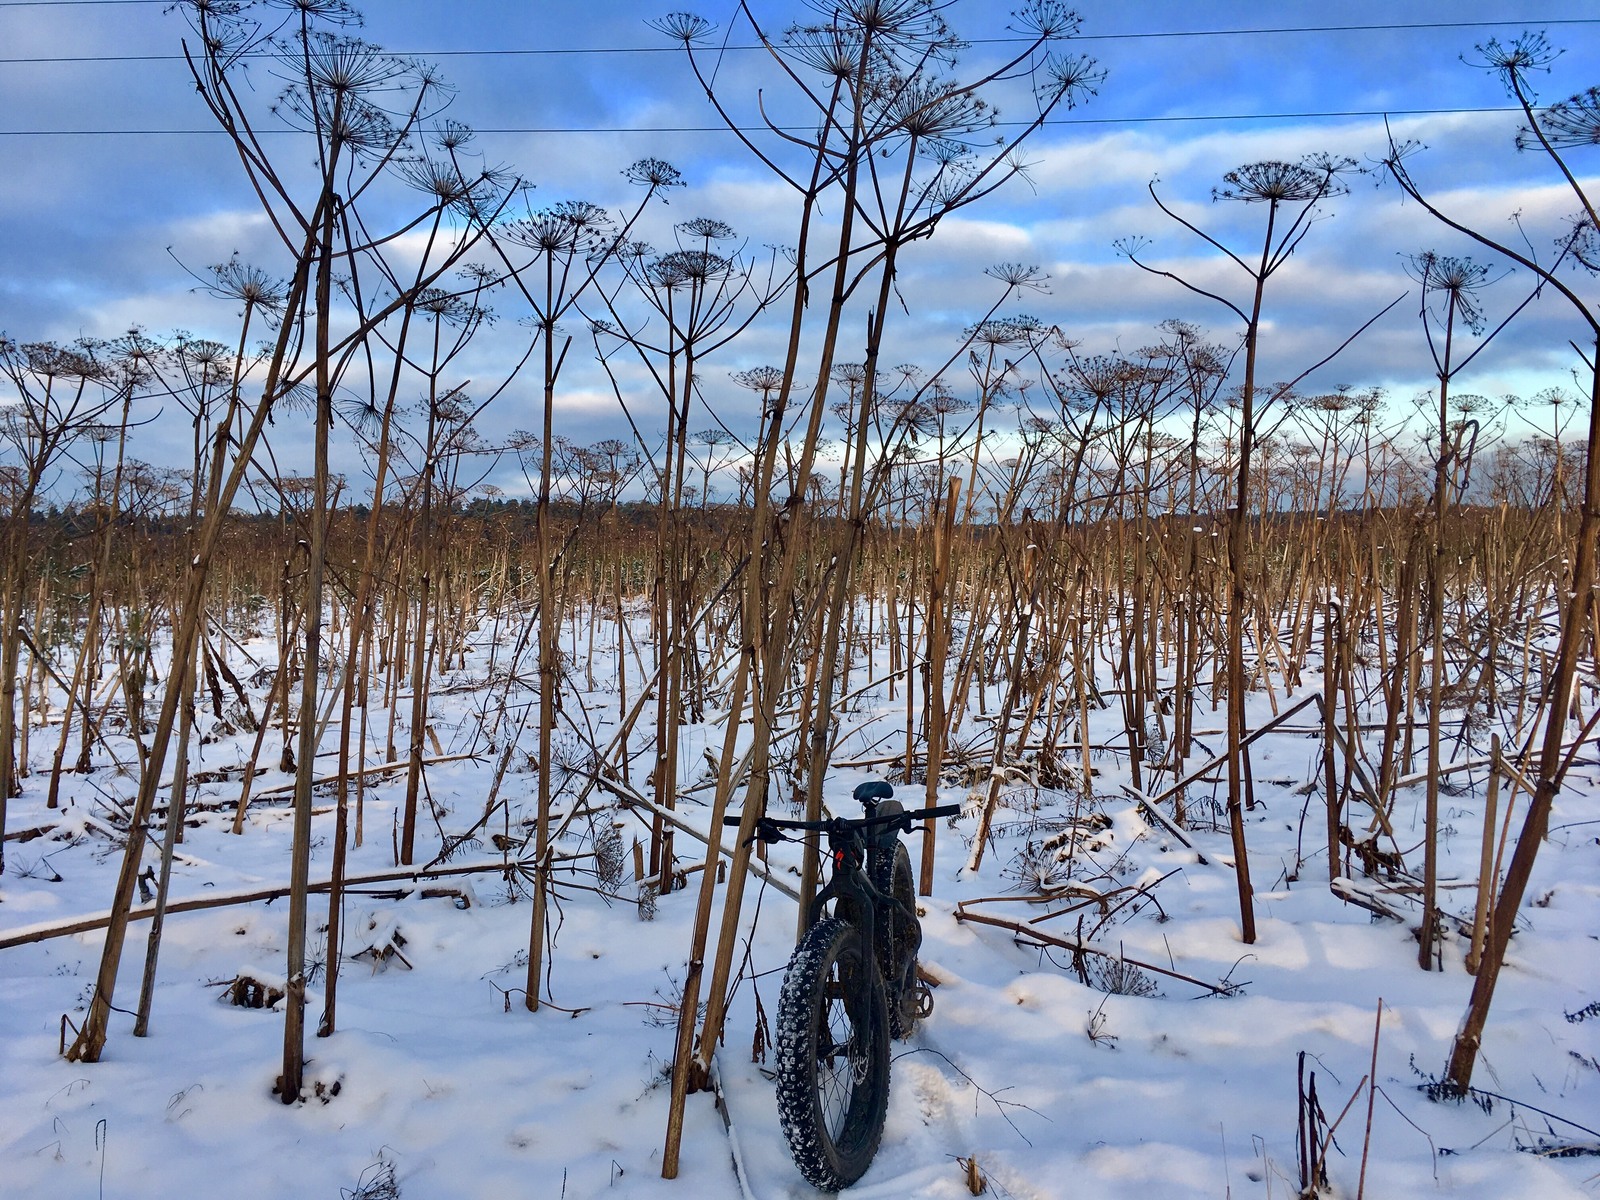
[721,804,961,834]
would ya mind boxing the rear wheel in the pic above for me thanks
[879,842,925,1039]
[836,841,926,1039]
[775,917,890,1191]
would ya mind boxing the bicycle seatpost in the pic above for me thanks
[853,778,894,820]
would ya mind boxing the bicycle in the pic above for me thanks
[725,780,961,1191]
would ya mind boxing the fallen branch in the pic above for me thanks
[0,859,515,951]
[1120,782,1221,867]
[1329,876,1474,935]
[952,903,1237,995]
[1151,693,1320,808]
[591,773,801,903]
[3,822,58,844]
[248,752,484,800]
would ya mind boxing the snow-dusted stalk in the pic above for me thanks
[1124,154,1361,944]
[1465,736,1503,974]
[132,639,196,1036]
[1378,31,1600,1091]
[966,544,1038,874]
[0,344,127,862]
[921,476,960,894]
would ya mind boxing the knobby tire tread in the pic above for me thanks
[775,916,890,1191]
[880,843,922,1040]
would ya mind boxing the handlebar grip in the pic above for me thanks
[722,815,745,827]
[921,804,962,819]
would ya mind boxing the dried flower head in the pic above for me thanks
[677,217,736,242]
[623,157,684,191]
[21,341,104,380]
[732,365,786,395]
[1564,214,1599,274]
[267,0,362,25]
[1041,52,1105,110]
[1009,0,1083,41]
[782,23,864,80]
[502,201,613,255]
[648,12,716,45]
[1214,155,1353,205]
[1470,31,1558,93]
[207,256,288,315]
[969,314,1045,347]
[1528,87,1600,150]
[986,262,1049,290]
[881,77,993,141]
[647,248,733,288]
[1405,250,1493,334]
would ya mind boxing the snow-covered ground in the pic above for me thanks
[2,614,1597,1198]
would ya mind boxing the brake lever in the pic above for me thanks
[899,805,962,834]
[723,813,787,846]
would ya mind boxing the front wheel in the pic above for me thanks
[775,917,890,1191]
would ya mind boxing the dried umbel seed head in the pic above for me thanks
[595,822,625,888]
[1214,155,1354,204]
[649,12,716,45]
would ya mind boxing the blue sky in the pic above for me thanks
[1,0,1596,488]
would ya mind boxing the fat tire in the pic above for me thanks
[879,843,923,1039]
[834,843,923,1039]
[775,917,890,1191]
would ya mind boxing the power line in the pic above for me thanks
[0,106,1526,137]
[1,18,1597,65]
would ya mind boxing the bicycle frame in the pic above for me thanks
[809,820,885,983]
[732,782,960,1190]
[732,792,960,1017]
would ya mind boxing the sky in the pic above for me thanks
[1,0,1597,496]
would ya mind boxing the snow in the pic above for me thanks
[2,622,1598,1198]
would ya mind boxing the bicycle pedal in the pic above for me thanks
[913,982,934,1019]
